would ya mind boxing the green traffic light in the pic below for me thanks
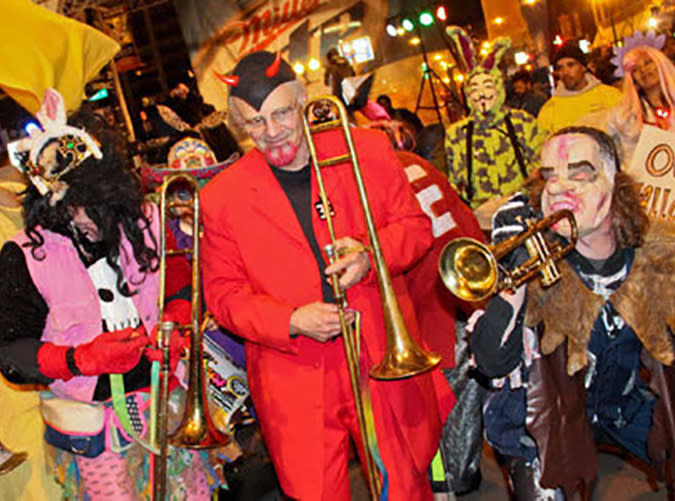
[402,18,414,31]
[419,11,434,26]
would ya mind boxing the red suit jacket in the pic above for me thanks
[201,128,449,494]
[398,151,484,369]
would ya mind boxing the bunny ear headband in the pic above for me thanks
[445,26,511,75]
[15,89,102,202]
[610,30,666,78]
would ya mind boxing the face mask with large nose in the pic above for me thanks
[540,133,616,239]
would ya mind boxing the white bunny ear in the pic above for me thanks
[36,88,67,130]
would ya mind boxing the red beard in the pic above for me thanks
[264,141,299,167]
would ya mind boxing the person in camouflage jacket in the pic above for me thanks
[444,27,546,227]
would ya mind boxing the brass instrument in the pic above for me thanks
[439,209,578,302]
[153,172,230,500]
[302,95,441,499]
[0,439,27,476]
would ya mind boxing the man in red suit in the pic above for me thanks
[201,51,452,500]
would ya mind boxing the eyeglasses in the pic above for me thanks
[242,101,299,132]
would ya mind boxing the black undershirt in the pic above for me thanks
[270,163,335,302]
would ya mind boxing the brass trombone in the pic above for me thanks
[302,95,441,499]
[153,172,230,500]
[438,209,578,302]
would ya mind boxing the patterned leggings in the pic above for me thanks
[76,449,211,500]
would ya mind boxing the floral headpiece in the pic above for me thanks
[610,30,666,78]
[14,89,102,202]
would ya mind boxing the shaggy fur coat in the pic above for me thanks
[523,222,675,495]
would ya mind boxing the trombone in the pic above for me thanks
[439,209,578,302]
[302,95,441,499]
[153,172,230,500]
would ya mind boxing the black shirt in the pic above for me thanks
[271,163,335,303]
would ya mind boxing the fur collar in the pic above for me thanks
[525,222,675,375]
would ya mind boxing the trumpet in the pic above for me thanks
[439,209,578,302]
[302,95,440,500]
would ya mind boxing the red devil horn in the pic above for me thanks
[213,71,240,87]
[266,51,282,78]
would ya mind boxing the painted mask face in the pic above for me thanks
[233,82,306,169]
[467,72,499,114]
[540,134,615,239]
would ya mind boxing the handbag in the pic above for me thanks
[40,393,106,458]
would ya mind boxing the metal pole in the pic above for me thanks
[415,24,445,126]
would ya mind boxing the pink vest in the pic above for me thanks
[12,204,160,402]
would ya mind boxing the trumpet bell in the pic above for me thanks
[439,238,498,302]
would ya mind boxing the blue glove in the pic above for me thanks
[491,193,539,271]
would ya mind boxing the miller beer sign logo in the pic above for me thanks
[218,0,320,57]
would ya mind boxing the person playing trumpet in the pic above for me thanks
[469,126,675,498]
[202,50,453,500]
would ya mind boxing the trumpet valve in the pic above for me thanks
[540,259,561,287]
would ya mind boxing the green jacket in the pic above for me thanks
[445,108,545,209]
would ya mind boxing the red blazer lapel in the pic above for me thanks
[245,149,310,250]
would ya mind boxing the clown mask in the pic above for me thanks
[540,133,615,240]
[466,72,499,114]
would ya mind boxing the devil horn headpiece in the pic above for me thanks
[215,50,296,111]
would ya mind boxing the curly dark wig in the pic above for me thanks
[528,126,649,249]
[22,106,159,295]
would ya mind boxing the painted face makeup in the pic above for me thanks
[540,134,615,239]
[233,82,306,169]
[467,73,498,114]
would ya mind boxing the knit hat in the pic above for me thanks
[551,43,586,68]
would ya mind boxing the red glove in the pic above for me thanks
[145,324,188,375]
[37,327,149,380]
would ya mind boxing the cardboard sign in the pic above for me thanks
[628,125,675,221]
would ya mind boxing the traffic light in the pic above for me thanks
[402,18,414,31]
[436,6,447,22]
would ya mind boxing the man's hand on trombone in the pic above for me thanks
[324,236,371,291]
[289,302,356,342]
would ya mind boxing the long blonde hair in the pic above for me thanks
[619,46,675,127]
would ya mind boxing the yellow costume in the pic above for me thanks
[0,170,62,500]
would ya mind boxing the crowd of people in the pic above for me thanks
[0,19,674,501]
